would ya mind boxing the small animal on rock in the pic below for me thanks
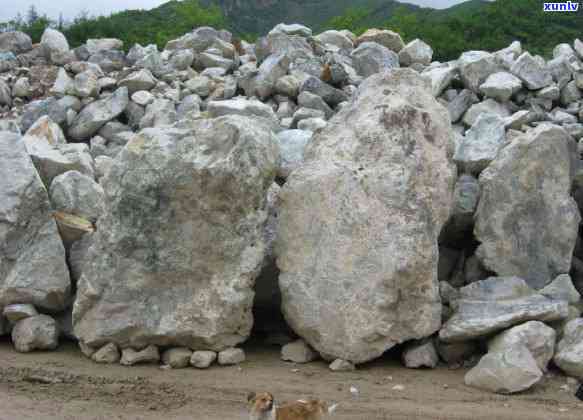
[247,391,337,420]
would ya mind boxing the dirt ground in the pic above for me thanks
[1,338,582,420]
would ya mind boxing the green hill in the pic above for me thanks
[4,0,583,63]
[200,0,420,36]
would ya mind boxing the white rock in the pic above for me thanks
[191,351,217,368]
[479,72,522,102]
[218,348,245,365]
[281,339,318,363]
[11,315,59,353]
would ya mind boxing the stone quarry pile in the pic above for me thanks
[2,23,583,394]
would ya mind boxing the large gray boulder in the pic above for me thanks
[351,42,399,79]
[0,132,70,312]
[474,124,580,289]
[399,39,433,66]
[479,72,522,102]
[0,31,32,54]
[276,69,456,364]
[458,51,499,92]
[465,344,543,394]
[269,23,312,38]
[510,52,553,90]
[68,87,129,141]
[40,28,71,64]
[422,66,457,97]
[356,29,404,52]
[23,118,94,188]
[440,277,568,342]
[252,54,290,99]
[462,99,510,127]
[21,98,68,133]
[165,27,226,53]
[73,116,279,350]
[118,69,157,94]
[315,30,353,50]
[49,171,105,222]
[207,98,278,126]
[453,114,506,175]
[488,321,556,371]
[554,318,583,379]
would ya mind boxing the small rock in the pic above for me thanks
[329,359,355,372]
[191,350,217,369]
[11,315,59,353]
[79,340,96,358]
[120,345,160,366]
[402,339,439,369]
[92,343,120,364]
[281,339,318,364]
[3,304,38,322]
[161,347,193,369]
[218,348,246,365]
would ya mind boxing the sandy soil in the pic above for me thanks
[1,338,582,420]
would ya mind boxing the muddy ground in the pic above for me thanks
[0,338,582,420]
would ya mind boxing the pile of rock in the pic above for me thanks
[1,22,583,393]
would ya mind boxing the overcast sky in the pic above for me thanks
[0,0,474,21]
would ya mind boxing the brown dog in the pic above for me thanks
[247,392,337,420]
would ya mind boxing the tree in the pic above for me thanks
[58,13,65,31]
[26,5,39,25]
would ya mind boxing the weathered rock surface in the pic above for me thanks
[440,277,568,342]
[191,350,217,368]
[474,124,580,289]
[68,87,129,140]
[0,31,32,54]
[162,347,193,368]
[3,304,38,322]
[276,69,455,363]
[351,42,399,78]
[11,315,59,353]
[356,29,404,52]
[120,345,160,366]
[276,129,312,179]
[49,171,105,222]
[458,51,499,93]
[479,72,522,102]
[540,274,581,304]
[329,359,355,371]
[23,117,94,187]
[465,345,543,394]
[73,116,279,350]
[510,52,553,90]
[399,39,433,66]
[281,339,318,364]
[554,318,583,379]
[218,347,245,365]
[488,321,556,371]
[402,339,439,369]
[454,114,506,175]
[92,342,120,364]
[0,131,70,312]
